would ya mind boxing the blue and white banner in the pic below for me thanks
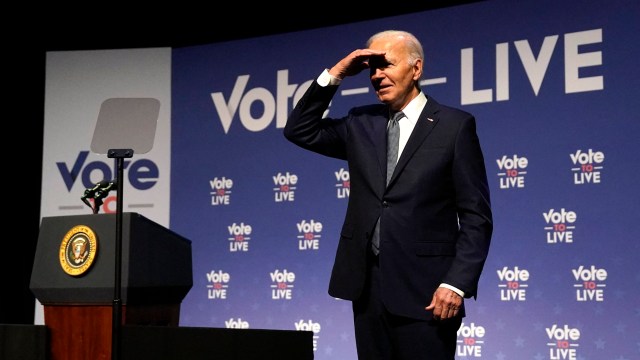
[42,0,639,358]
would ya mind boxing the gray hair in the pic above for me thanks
[366,30,424,66]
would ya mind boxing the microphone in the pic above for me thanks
[93,180,117,200]
[81,180,117,200]
[81,180,117,213]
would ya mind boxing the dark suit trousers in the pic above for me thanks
[352,253,461,360]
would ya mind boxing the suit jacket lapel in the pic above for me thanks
[364,109,391,189]
[387,97,440,187]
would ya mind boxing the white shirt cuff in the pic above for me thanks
[439,283,465,298]
[317,69,341,87]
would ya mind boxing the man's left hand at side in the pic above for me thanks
[425,287,463,320]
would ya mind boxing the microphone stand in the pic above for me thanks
[107,148,133,360]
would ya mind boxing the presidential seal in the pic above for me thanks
[59,225,98,276]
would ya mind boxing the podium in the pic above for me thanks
[30,212,193,360]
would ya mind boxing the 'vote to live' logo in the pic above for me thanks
[227,222,251,252]
[546,324,580,360]
[210,177,234,206]
[496,154,528,189]
[270,269,295,300]
[543,208,577,244]
[295,319,321,352]
[572,265,606,302]
[225,318,249,329]
[273,172,297,202]
[335,168,350,199]
[497,266,529,301]
[570,148,604,185]
[296,219,322,251]
[456,322,485,357]
[206,270,230,300]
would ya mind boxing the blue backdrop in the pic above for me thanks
[170,0,640,358]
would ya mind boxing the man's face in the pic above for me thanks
[368,36,421,111]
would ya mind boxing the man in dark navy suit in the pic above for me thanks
[284,30,493,360]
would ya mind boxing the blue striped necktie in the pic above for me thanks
[386,111,404,184]
[372,111,404,255]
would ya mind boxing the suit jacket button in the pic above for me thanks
[382,201,389,207]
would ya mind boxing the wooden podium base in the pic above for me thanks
[44,304,179,360]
